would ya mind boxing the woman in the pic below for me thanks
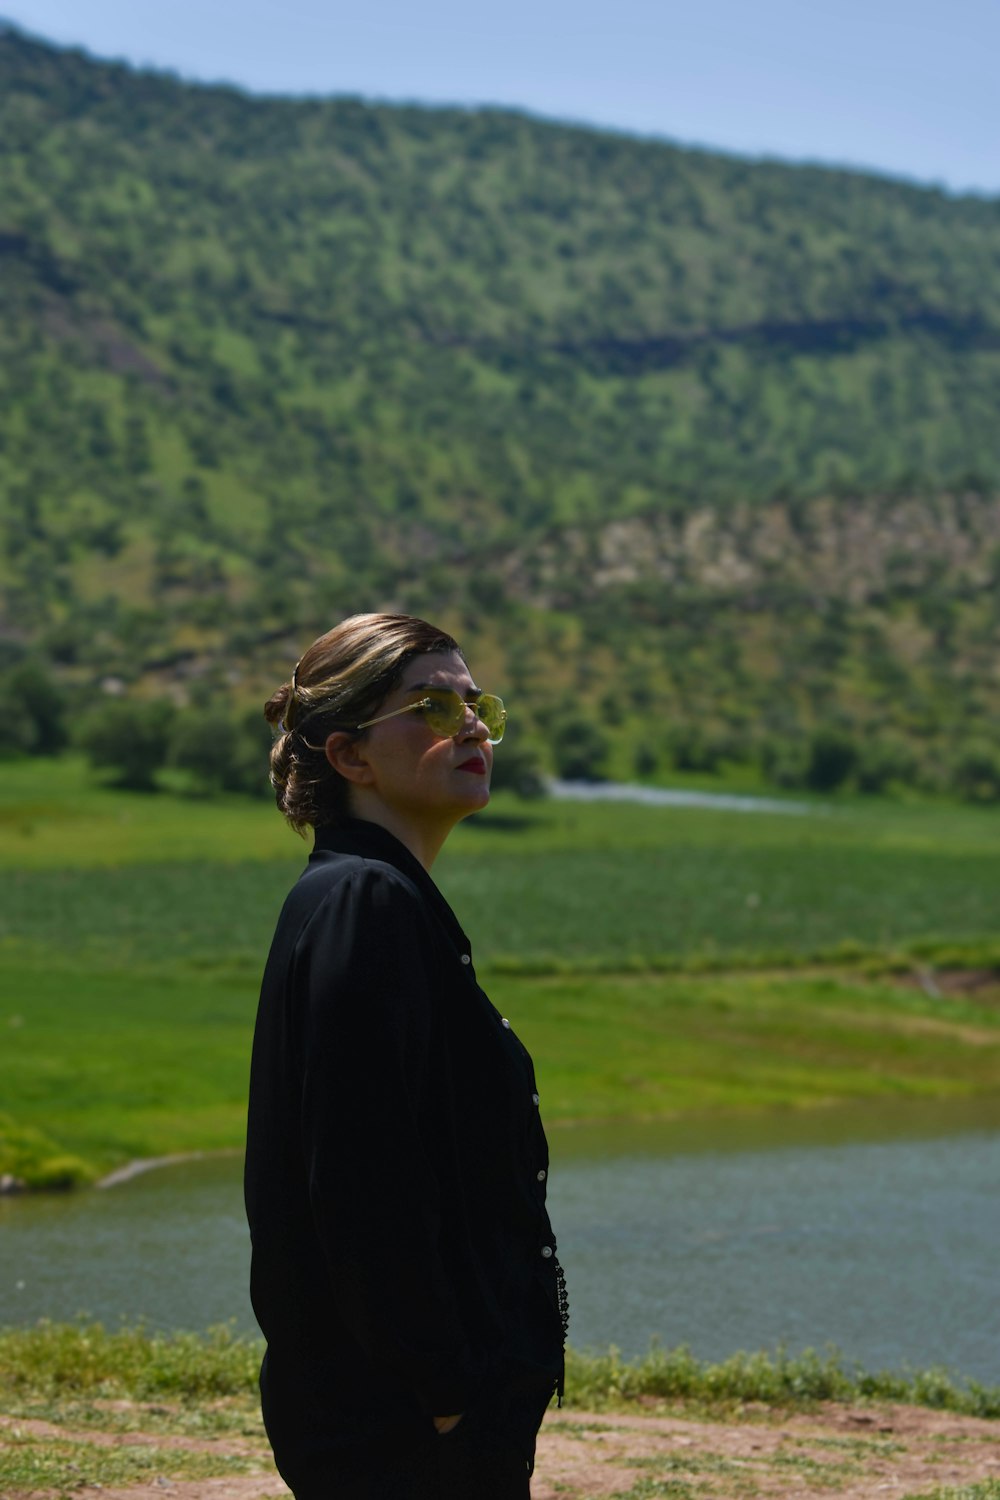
[244,613,567,1500]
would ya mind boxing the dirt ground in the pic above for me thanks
[3,1400,1000,1500]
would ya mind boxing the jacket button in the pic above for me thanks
[540,1245,553,1259]
[536,1169,547,1182]
[531,1093,540,1106]
[460,954,471,965]
[501,1017,511,1028]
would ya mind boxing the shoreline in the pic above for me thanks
[96,1147,243,1190]
[13,1090,1000,1195]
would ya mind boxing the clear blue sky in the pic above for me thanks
[4,0,998,196]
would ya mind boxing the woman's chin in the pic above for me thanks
[457,781,491,815]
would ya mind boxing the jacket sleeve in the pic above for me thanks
[290,863,482,1416]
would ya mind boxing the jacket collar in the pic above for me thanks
[312,818,471,957]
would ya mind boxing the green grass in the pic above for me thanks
[3,759,999,971]
[0,1434,262,1496]
[3,1325,996,1499]
[0,1323,262,1403]
[450,838,1000,971]
[905,1487,1000,1500]
[4,838,998,972]
[505,970,1000,1122]
[609,1479,702,1498]
[0,756,303,871]
[0,1113,93,1190]
[1,758,998,1182]
[0,1324,269,1500]
[2,958,998,1178]
[2,1325,997,1419]
[562,1344,1000,1419]
[0,959,254,1171]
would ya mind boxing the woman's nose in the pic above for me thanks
[459,704,489,741]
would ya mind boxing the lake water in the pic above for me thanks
[2,1098,999,1384]
[548,779,815,815]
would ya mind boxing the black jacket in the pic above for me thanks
[244,820,565,1494]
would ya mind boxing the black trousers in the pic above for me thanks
[291,1380,551,1500]
[326,1415,532,1499]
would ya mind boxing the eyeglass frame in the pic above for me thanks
[356,690,506,744]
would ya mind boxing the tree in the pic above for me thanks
[488,735,547,798]
[804,729,858,792]
[169,704,273,797]
[0,658,68,757]
[633,744,660,778]
[951,741,1000,804]
[75,697,174,790]
[855,735,918,794]
[553,718,611,782]
[760,736,809,790]
[666,723,721,773]
[223,708,275,798]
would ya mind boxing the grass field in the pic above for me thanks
[3,1324,999,1500]
[2,1322,998,1418]
[1,757,998,1184]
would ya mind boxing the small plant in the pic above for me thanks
[0,1114,93,1191]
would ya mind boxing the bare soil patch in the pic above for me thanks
[3,1401,999,1500]
[901,967,1000,1007]
[534,1402,1000,1498]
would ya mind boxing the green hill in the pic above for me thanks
[1,25,999,793]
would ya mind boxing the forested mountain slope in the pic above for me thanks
[1,26,998,792]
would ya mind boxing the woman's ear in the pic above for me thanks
[324,731,375,786]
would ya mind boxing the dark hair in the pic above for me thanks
[264,613,462,833]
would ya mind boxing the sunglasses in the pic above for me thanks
[357,689,507,744]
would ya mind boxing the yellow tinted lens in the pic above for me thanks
[421,690,465,737]
[477,694,506,743]
[419,690,506,741]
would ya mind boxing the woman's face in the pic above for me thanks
[346,649,494,831]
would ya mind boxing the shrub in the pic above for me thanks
[856,734,918,793]
[633,743,660,778]
[488,736,548,798]
[804,728,858,792]
[760,736,809,789]
[553,718,611,782]
[168,709,214,791]
[0,658,69,757]
[219,708,275,797]
[666,723,721,773]
[951,741,1000,804]
[0,1113,93,1190]
[75,697,175,790]
[168,706,273,797]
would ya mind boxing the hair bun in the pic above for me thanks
[264,683,292,731]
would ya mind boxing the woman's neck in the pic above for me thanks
[345,794,456,870]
